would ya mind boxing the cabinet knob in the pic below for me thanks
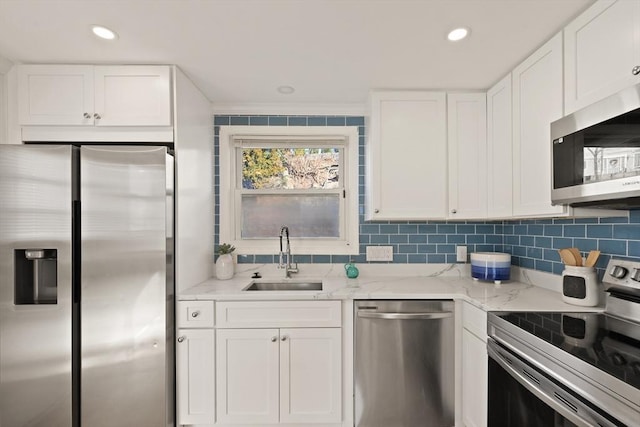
[83,112,91,119]
[633,66,640,76]
[271,336,278,342]
[191,311,200,318]
[177,336,185,343]
[451,209,457,214]
[93,113,102,120]
[374,209,380,214]
[281,336,288,341]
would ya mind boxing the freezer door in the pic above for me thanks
[80,146,171,427]
[0,145,73,427]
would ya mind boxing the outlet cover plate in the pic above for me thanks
[366,246,393,262]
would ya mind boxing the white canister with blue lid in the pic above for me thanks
[470,252,511,284]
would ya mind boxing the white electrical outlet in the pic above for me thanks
[456,245,467,263]
[366,246,394,262]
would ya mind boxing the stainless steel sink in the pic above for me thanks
[244,280,323,291]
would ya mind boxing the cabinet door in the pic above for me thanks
[279,328,342,424]
[564,0,640,114]
[447,93,487,219]
[512,33,567,217]
[487,74,513,218]
[93,65,172,126]
[18,65,94,125]
[461,328,488,427]
[216,328,280,424]
[176,329,215,425]
[366,91,447,220]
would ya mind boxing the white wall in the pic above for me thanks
[0,55,13,144]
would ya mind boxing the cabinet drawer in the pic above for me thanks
[216,301,342,328]
[177,301,215,328]
[462,301,487,342]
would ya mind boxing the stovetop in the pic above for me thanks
[495,311,640,390]
[494,258,640,392]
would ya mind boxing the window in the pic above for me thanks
[219,126,359,255]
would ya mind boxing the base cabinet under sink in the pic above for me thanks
[216,327,342,424]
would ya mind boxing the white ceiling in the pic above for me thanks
[0,0,596,111]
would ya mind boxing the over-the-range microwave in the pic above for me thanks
[551,83,640,209]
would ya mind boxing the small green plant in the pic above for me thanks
[217,243,236,255]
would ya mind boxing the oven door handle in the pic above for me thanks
[487,339,609,427]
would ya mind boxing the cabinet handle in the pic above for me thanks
[191,311,200,318]
[374,209,380,214]
[633,66,640,76]
[451,209,457,214]
[83,112,91,119]
[271,336,278,342]
[94,113,102,120]
[177,336,185,343]
[281,336,288,341]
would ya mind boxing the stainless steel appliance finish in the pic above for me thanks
[354,300,455,427]
[551,82,640,208]
[0,145,174,427]
[487,258,640,427]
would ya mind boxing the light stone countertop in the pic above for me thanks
[179,263,605,313]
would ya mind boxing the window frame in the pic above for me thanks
[219,125,360,255]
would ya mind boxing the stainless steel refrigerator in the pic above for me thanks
[0,145,174,427]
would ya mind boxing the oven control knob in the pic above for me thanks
[611,353,627,366]
[631,268,640,282]
[610,265,628,279]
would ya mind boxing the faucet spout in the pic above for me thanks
[278,226,298,278]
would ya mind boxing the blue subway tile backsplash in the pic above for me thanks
[214,115,640,275]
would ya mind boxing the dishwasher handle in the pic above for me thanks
[357,311,453,320]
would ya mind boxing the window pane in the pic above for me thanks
[241,148,340,189]
[241,194,340,238]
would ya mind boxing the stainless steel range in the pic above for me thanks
[487,259,640,427]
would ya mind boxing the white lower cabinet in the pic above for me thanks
[176,301,216,426]
[461,302,488,427]
[214,300,343,426]
[216,328,280,424]
[279,328,342,424]
[177,329,216,425]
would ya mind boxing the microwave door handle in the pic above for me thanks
[487,343,606,427]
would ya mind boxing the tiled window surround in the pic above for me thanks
[214,115,640,277]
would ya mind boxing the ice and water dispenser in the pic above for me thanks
[14,249,58,304]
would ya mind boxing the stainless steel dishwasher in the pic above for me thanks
[355,300,455,427]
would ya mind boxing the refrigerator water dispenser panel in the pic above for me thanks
[14,249,58,304]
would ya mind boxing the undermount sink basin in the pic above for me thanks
[244,280,323,291]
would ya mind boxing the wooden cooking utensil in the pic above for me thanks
[558,248,578,266]
[585,250,601,267]
[568,247,583,266]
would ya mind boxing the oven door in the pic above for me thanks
[487,339,625,427]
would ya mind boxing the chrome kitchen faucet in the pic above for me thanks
[278,226,298,278]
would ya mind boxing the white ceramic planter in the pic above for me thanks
[215,254,234,280]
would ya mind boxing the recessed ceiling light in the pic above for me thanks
[91,25,118,40]
[277,85,295,95]
[447,27,469,42]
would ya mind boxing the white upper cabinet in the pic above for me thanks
[366,90,447,220]
[447,93,487,219]
[512,32,567,217]
[19,64,172,127]
[564,0,640,114]
[18,65,94,126]
[486,74,513,218]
